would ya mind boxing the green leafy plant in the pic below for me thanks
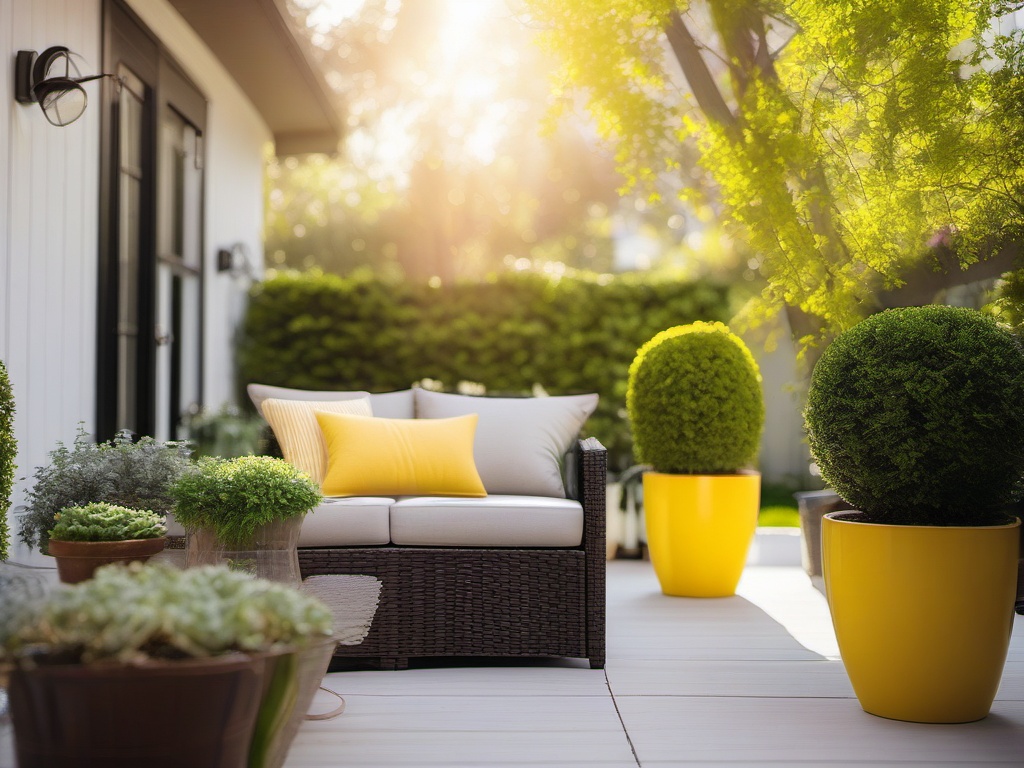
[804,306,1024,526]
[626,322,764,474]
[18,428,192,554]
[184,405,266,459]
[170,455,321,547]
[48,502,166,543]
[1,562,332,664]
[0,360,15,561]
[238,269,733,470]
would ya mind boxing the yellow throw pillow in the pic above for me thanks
[262,397,373,485]
[316,412,487,498]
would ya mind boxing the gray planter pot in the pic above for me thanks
[794,489,848,578]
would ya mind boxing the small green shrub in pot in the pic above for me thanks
[804,305,1024,526]
[1,563,334,768]
[170,455,322,548]
[626,321,764,474]
[48,502,166,543]
[19,428,192,554]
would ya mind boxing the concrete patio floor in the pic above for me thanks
[2,558,1022,767]
[285,559,1024,767]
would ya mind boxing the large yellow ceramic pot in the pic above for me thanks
[643,471,760,597]
[823,512,1020,723]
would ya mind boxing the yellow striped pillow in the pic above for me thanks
[261,397,372,485]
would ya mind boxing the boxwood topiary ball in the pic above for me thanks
[805,305,1024,526]
[627,322,764,474]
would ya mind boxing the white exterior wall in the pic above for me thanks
[742,313,815,489]
[0,0,102,562]
[1,0,270,562]
[125,0,270,408]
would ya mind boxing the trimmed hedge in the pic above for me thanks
[239,270,732,470]
[805,306,1024,526]
[627,322,764,474]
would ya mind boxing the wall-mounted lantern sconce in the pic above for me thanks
[15,46,116,127]
[217,242,257,279]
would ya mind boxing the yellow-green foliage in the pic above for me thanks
[627,322,764,473]
[0,361,13,561]
[238,269,732,470]
[170,456,322,547]
[528,0,1024,340]
[805,306,1024,526]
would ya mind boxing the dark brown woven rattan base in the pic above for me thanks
[298,438,607,670]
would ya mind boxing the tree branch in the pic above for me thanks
[664,10,737,128]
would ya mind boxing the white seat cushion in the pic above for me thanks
[299,497,393,547]
[389,495,583,547]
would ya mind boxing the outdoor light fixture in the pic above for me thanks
[15,46,116,127]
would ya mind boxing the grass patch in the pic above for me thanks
[758,506,800,527]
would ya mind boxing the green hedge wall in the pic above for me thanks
[238,270,732,471]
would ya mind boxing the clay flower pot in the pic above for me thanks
[47,537,166,584]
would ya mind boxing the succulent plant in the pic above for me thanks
[626,322,764,474]
[805,305,1024,526]
[1,562,333,664]
[19,427,192,554]
[170,455,322,547]
[48,502,166,543]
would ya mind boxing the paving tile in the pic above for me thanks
[285,694,636,767]
[615,696,1024,765]
[606,659,855,699]
[995,661,1024,700]
[320,667,610,697]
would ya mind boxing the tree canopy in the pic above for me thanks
[526,0,1024,343]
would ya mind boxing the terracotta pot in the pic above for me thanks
[8,653,269,768]
[823,512,1020,723]
[47,537,167,584]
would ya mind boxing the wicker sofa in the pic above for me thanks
[248,384,607,670]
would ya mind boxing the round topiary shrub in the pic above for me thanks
[0,360,14,561]
[804,305,1024,526]
[627,322,764,474]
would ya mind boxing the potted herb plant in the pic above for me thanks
[170,455,322,585]
[1,562,334,768]
[805,305,1024,723]
[627,322,765,596]
[18,427,192,555]
[46,502,166,583]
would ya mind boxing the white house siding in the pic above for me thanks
[124,0,270,408]
[742,313,815,489]
[0,0,102,563]
[0,0,271,563]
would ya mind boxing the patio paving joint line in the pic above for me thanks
[605,671,642,767]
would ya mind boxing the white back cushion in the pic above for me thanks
[248,383,415,419]
[414,390,598,498]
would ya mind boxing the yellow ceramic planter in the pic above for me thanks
[643,472,760,597]
[823,512,1020,723]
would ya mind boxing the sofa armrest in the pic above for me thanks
[576,436,607,668]
[574,436,607,542]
